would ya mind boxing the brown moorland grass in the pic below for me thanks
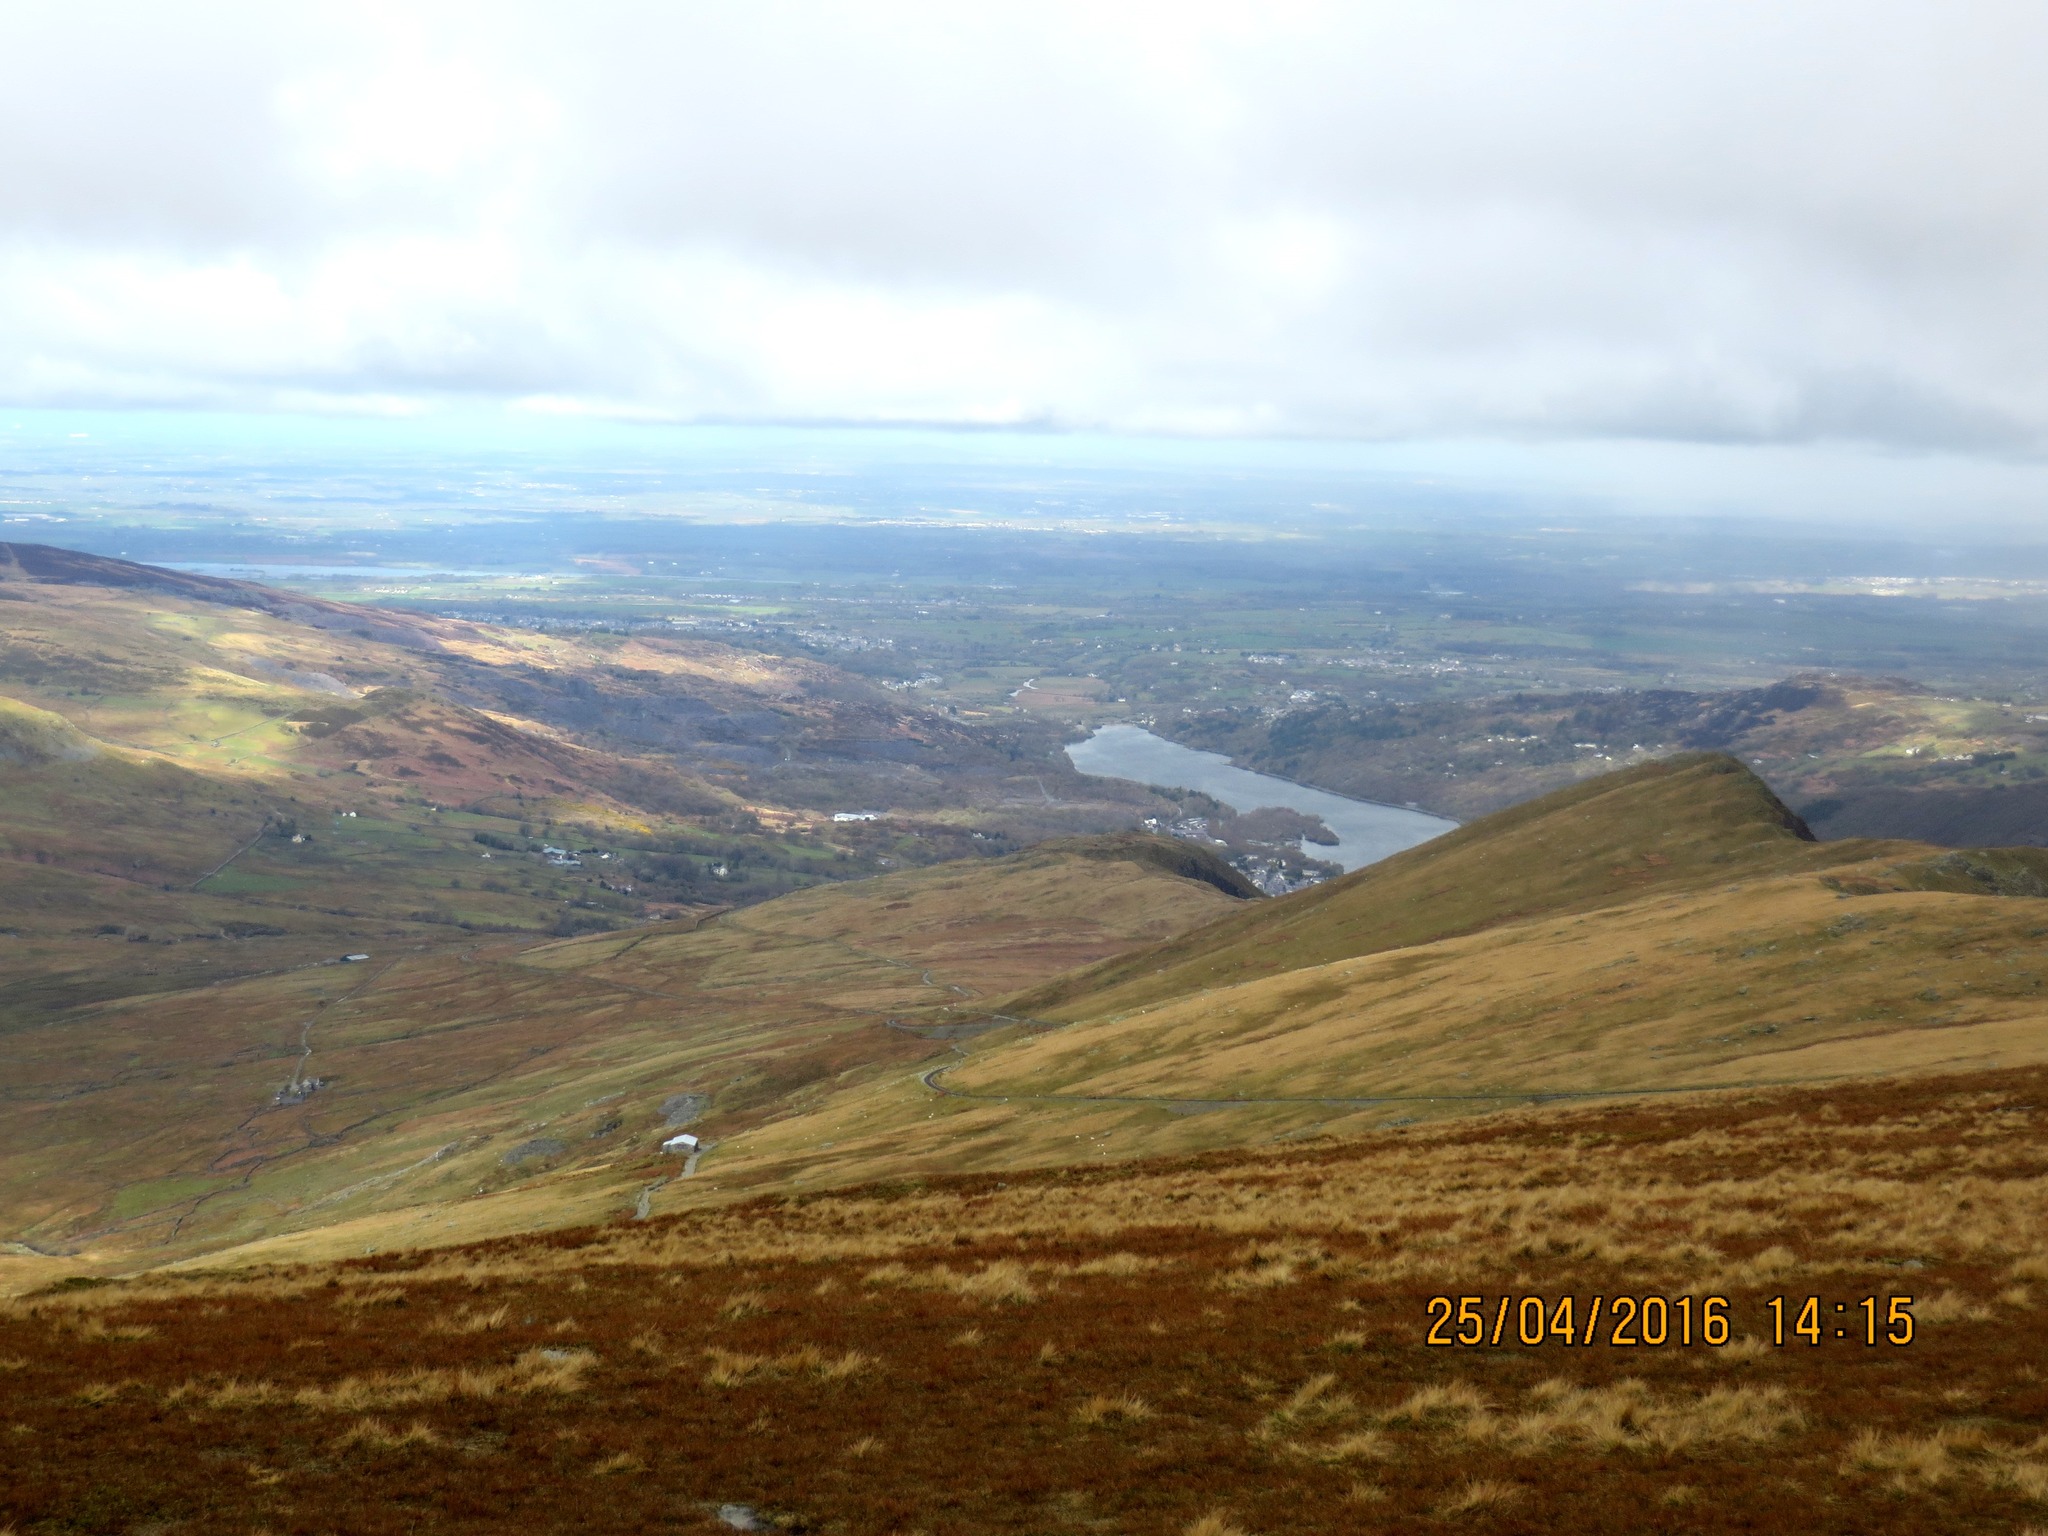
[7,1063,2048,1533]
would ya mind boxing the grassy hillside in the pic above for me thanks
[91,751,2048,1269]
[469,754,2023,1221]
[1005,751,1842,1024]
[920,755,2048,1119]
[949,843,2048,1105]
[9,1062,2048,1533]
[0,836,1246,1266]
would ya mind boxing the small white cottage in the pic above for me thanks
[661,1132,700,1154]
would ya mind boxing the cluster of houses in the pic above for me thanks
[540,844,618,869]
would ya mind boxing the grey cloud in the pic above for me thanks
[1,1,2046,453]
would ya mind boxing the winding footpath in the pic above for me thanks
[916,1056,1847,1111]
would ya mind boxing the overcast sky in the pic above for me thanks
[4,1,2047,464]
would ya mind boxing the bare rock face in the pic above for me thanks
[500,1138,567,1167]
[660,1092,709,1127]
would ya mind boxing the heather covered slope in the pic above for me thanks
[8,1064,2048,1534]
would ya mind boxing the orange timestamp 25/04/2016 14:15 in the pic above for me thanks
[1424,1294,1916,1348]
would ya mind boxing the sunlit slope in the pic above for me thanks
[0,712,634,1018]
[0,554,853,1015]
[0,553,707,818]
[0,835,1245,1265]
[951,850,2048,1106]
[959,760,2048,1106]
[1005,752,1851,1024]
[0,542,1106,842]
[0,693,285,876]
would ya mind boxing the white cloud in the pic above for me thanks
[2,0,2047,453]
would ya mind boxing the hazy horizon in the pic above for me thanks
[4,4,2048,539]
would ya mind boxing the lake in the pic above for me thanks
[1066,723,1458,872]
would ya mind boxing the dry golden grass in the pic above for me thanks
[1066,1251,1168,1277]
[432,1302,512,1334]
[67,1316,156,1342]
[332,1417,443,1453]
[864,1259,1040,1304]
[1918,1288,1997,1324]
[1287,1430,1389,1465]
[1074,1391,1155,1426]
[702,1346,872,1388]
[1492,1378,1804,1452]
[719,1288,769,1320]
[1183,1516,1252,1536]
[1437,1478,1524,1514]
[332,1282,412,1312]
[1840,1425,2048,1502]
[1257,1367,1804,1467]
[172,1346,596,1412]
[1253,1373,1354,1442]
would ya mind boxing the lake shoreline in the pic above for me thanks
[1065,722,1458,873]
[1130,722,1462,826]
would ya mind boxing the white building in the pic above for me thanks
[661,1132,700,1154]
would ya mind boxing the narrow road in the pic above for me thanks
[276,955,401,1100]
[192,823,273,891]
